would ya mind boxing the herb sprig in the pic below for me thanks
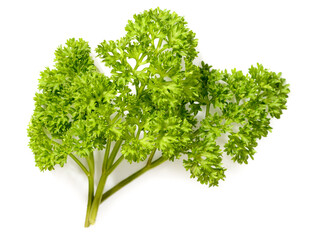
[28,8,289,227]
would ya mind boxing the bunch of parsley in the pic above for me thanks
[28,8,289,227]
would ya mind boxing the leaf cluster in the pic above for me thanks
[28,7,289,188]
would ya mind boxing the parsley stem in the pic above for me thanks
[100,156,166,203]
[111,113,121,123]
[147,148,156,166]
[87,152,95,176]
[156,38,163,52]
[107,140,123,169]
[84,152,95,227]
[107,155,124,175]
[138,54,146,64]
[138,85,145,95]
[133,54,146,71]
[88,170,108,225]
[136,126,142,139]
[103,138,111,171]
[193,129,200,137]
[69,153,89,176]
[205,103,210,118]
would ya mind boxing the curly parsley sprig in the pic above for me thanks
[27,8,289,227]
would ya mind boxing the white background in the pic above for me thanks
[1,0,311,239]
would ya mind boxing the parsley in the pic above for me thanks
[27,8,290,227]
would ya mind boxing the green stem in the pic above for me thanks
[133,54,146,71]
[84,175,94,227]
[84,152,95,228]
[106,140,123,169]
[136,126,142,139]
[69,153,89,176]
[103,139,111,171]
[111,113,121,123]
[138,85,145,96]
[205,103,210,118]
[107,155,124,175]
[156,38,163,52]
[87,154,125,226]
[193,129,200,137]
[100,156,166,203]
[147,148,156,166]
[88,172,108,225]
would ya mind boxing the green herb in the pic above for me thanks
[27,8,290,227]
